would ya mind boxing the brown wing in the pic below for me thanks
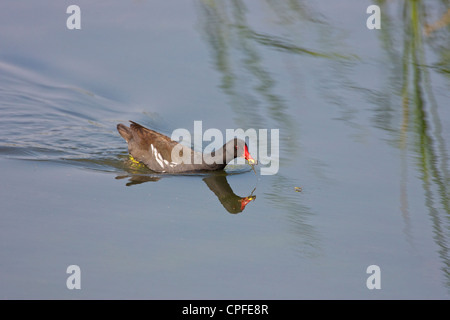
[128,121,185,162]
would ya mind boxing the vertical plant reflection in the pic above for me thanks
[382,0,450,290]
[196,0,333,257]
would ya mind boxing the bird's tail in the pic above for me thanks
[117,123,133,142]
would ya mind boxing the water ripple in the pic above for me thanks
[0,61,127,169]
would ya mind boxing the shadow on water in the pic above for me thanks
[374,0,450,291]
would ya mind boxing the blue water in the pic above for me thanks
[0,0,449,299]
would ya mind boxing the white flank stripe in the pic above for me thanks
[155,156,164,168]
[151,145,164,168]
[150,143,168,168]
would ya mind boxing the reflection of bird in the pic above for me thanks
[117,121,256,173]
[203,175,256,214]
[115,172,256,214]
[115,174,161,186]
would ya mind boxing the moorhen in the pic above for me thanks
[117,121,256,173]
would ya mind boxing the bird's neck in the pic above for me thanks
[201,142,235,169]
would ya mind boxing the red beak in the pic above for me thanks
[239,196,255,211]
[244,144,256,164]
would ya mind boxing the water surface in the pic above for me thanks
[0,0,449,299]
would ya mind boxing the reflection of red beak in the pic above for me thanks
[244,144,256,165]
[239,196,256,211]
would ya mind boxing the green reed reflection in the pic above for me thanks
[197,0,450,277]
[196,0,336,257]
[380,0,450,290]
